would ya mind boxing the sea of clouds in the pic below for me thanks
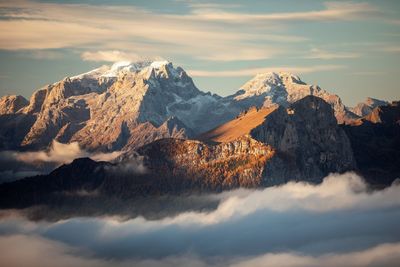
[0,172,399,267]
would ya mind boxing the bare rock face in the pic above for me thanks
[110,135,275,192]
[0,95,29,115]
[0,95,34,149]
[251,95,356,184]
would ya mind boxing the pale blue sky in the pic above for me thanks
[0,0,399,106]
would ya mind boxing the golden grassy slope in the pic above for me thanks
[199,106,276,143]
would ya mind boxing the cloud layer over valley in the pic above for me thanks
[0,173,399,266]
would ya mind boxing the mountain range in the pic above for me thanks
[0,60,399,212]
[0,60,381,152]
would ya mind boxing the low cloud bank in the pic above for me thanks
[0,235,399,267]
[0,173,399,266]
[0,141,122,183]
[12,141,122,164]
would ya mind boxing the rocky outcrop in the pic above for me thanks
[251,95,356,184]
[0,95,29,115]
[363,101,400,124]
[135,135,274,190]
[0,95,35,149]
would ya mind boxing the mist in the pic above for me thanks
[0,140,121,183]
[0,172,399,266]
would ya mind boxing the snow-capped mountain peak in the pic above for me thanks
[235,71,303,101]
[70,60,174,80]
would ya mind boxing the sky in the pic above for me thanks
[0,0,399,106]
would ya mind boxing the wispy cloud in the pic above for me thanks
[10,140,121,164]
[22,50,64,60]
[0,0,305,62]
[305,48,360,60]
[81,50,145,62]
[189,65,346,77]
[351,71,385,76]
[188,1,380,23]
[0,1,371,64]
[388,19,400,25]
[382,46,400,53]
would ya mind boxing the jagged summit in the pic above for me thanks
[235,72,302,100]
[0,95,29,115]
[231,71,357,123]
[350,97,389,117]
[70,60,175,80]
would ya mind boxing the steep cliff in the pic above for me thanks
[251,95,356,184]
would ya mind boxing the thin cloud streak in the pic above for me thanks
[188,1,380,22]
[81,50,148,63]
[189,65,346,77]
[305,48,360,60]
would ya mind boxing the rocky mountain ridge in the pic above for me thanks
[0,60,381,152]
[0,135,274,208]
